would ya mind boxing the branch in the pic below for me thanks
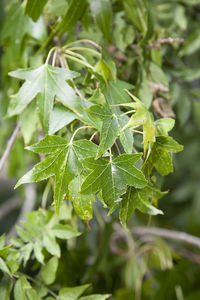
[146,38,184,49]
[132,227,200,248]
[0,122,21,172]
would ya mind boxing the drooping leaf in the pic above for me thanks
[0,258,12,277]
[59,284,90,300]
[15,136,98,213]
[120,186,166,227]
[25,0,48,22]
[69,174,94,220]
[8,64,78,133]
[79,295,111,300]
[155,118,175,136]
[14,276,31,300]
[120,92,156,154]
[90,0,112,42]
[38,257,58,285]
[143,136,183,176]
[81,154,147,208]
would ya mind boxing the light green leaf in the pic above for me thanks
[33,240,44,264]
[0,258,12,277]
[38,257,58,285]
[15,136,98,213]
[143,136,183,176]
[20,243,33,267]
[8,64,78,133]
[0,275,13,300]
[51,224,80,239]
[43,232,60,257]
[14,276,31,300]
[155,118,175,136]
[59,284,90,300]
[79,295,111,300]
[20,102,38,144]
[81,154,147,208]
[26,288,40,300]
[90,0,112,42]
[25,0,48,22]
[49,104,76,134]
[69,174,94,220]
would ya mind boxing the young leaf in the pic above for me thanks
[0,258,12,277]
[120,93,156,154]
[38,257,58,285]
[51,224,80,239]
[14,276,31,300]
[143,136,183,176]
[69,175,94,220]
[120,186,166,227]
[59,284,90,300]
[25,0,48,22]
[15,136,98,213]
[81,154,147,208]
[80,295,111,300]
[0,275,13,300]
[43,232,60,257]
[8,65,78,133]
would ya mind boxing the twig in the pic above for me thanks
[146,38,184,49]
[0,122,21,172]
[132,227,200,248]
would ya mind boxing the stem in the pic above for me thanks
[0,122,20,172]
[45,47,58,65]
[65,49,88,62]
[64,54,94,70]
[132,129,144,135]
[42,180,52,209]
[114,141,121,155]
[69,126,93,144]
[90,131,98,141]
[63,39,101,51]
[67,47,101,57]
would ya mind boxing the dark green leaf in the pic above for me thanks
[25,0,48,22]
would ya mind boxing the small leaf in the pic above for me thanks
[38,257,58,285]
[14,276,31,300]
[43,232,60,257]
[59,284,90,300]
[33,240,44,264]
[0,275,13,300]
[0,258,12,277]
[49,104,76,134]
[51,224,80,239]
[80,295,111,300]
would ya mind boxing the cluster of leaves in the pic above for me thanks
[1,0,200,299]
[0,203,110,300]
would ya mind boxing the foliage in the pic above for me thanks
[0,0,200,299]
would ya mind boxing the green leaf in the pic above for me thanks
[0,258,12,277]
[20,102,38,144]
[14,276,31,300]
[25,0,48,22]
[51,224,80,239]
[38,257,58,285]
[120,93,156,154]
[0,275,13,300]
[43,232,60,257]
[143,136,183,176]
[26,288,40,300]
[15,136,98,213]
[81,154,147,208]
[19,243,33,267]
[69,174,94,220]
[49,104,76,134]
[8,65,78,133]
[33,240,44,264]
[155,118,175,136]
[58,0,87,34]
[79,295,111,300]
[122,0,148,33]
[59,284,90,300]
[120,186,165,227]
[90,0,112,42]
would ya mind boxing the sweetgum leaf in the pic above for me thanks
[120,93,156,155]
[120,186,166,228]
[69,175,94,220]
[81,154,147,208]
[143,136,183,176]
[8,64,78,133]
[15,136,98,213]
